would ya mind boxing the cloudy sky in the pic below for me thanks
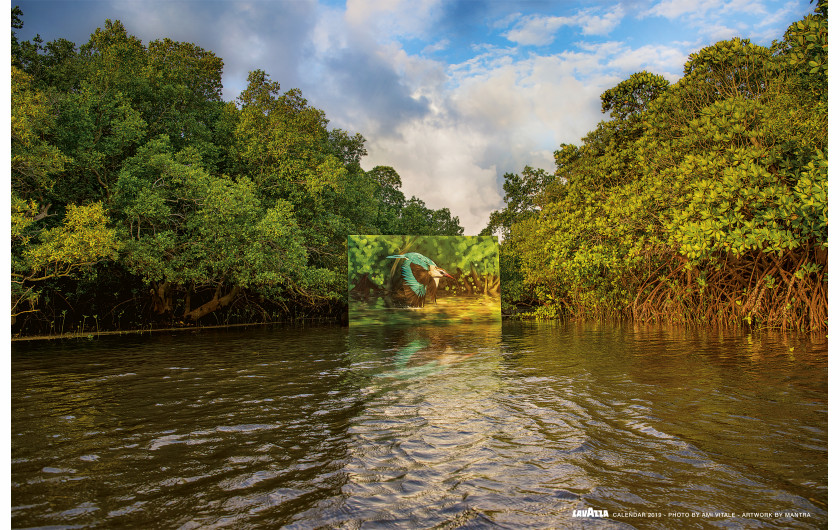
[14,0,814,234]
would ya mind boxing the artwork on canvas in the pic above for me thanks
[348,235,501,325]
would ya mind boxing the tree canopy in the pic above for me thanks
[485,2,827,331]
[10,12,462,334]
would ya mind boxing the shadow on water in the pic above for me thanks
[11,321,827,528]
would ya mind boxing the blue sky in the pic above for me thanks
[13,0,815,234]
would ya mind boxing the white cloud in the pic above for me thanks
[503,15,574,46]
[504,5,626,46]
[345,0,444,42]
[578,5,626,36]
[604,43,689,80]
[310,4,349,56]
[353,37,683,234]
[422,39,450,55]
[756,0,805,26]
[491,12,524,30]
[641,0,805,47]
[361,118,503,235]
[720,0,768,15]
[644,0,721,19]
[698,24,744,42]
[329,14,698,234]
[450,54,602,146]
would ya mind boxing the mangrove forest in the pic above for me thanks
[482,1,827,332]
[9,1,828,335]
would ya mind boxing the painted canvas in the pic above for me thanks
[348,235,501,325]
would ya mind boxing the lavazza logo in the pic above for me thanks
[572,507,609,518]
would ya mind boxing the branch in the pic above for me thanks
[22,261,99,282]
[183,285,241,321]
[33,202,52,221]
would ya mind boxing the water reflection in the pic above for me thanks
[11,322,827,529]
[350,322,500,380]
[338,322,533,528]
[498,322,827,526]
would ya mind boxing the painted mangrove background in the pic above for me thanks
[348,235,501,325]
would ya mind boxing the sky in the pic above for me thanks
[13,0,816,235]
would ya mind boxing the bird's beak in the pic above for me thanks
[441,269,454,279]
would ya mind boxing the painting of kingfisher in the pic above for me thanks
[387,252,454,307]
[347,234,501,325]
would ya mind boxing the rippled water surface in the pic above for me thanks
[11,322,827,528]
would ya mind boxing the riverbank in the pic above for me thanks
[10,318,343,342]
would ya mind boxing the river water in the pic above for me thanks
[11,322,827,529]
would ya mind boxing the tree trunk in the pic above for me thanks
[151,281,172,315]
[183,285,240,321]
[184,289,192,315]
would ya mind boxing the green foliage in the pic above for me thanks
[397,197,464,237]
[24,202,121,276]
[500,5,828,331]
[112,136,339,318]
[10,62,117,323]
[12,200,121,321]
[11,66,70,201]
[600,71,669,121]
[482,166,553,240]
[10,12,463,333]
[779,0,827,101]
[480,167,554,313]
[235,70,346,200]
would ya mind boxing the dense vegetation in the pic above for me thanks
[11,10,463,335]
[10,3,827,336]
[483,2,828,331]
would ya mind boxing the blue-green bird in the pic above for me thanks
[387,252,454,307]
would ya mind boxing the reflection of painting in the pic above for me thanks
[346,322,503,381]
[348,235,501,325]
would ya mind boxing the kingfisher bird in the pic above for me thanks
[387,252,454,307]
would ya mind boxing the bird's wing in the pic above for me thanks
[406,252,436,269]
[410,262,433,285]
[402,261,426,297]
